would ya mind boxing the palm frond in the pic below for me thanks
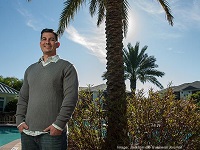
[57,0,86,36]
[89,0,98,17]
[123,51,133,74]
[145,76,164,89]
[96,0,106,26]
[123,44,135,74]
[142,69,165,77]
[157,0,174,26]
[122,0,130,37]
[101,71,107,80]
[139,56,158,70]
[137,45,148,63]
[129,42,139,69]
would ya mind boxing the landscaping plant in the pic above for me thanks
[127,88,200,149]
[68,88,199,149]
[68,90,106,149]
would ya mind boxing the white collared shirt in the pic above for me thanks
[40,55,60,66]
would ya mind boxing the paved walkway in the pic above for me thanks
[0,139,21,150]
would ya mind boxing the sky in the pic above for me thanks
[1,0,200,93]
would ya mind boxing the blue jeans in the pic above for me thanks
[21,132,67,150]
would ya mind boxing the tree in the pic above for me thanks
[57,0,173,148]
[57,1,130,148]
[0,75,23,91]
[102,42,165,91]
[4,98,18,112]
[123,42,165,91]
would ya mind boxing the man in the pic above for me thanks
[16,28,78,150]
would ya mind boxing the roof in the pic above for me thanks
[79,84,131,93]
[0,82,19,95]
[79,84,107,92]
[172,81,200,92]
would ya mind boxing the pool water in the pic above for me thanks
[0,126,20,146]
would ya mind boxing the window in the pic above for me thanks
[0,97,5,112]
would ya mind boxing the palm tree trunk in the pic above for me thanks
[130,78,137,92]
[104,0,129,149]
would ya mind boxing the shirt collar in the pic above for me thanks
[38,55,60,66]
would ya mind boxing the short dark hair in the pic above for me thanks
[40,28,58,41]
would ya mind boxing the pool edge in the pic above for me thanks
[0,139,21,150]
[0,124,17,127]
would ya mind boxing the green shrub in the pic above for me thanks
[4,98,18,112]
[188,91,200,108]
[68,88,200,149]
[127,88,200,149]
[68,90,106,149]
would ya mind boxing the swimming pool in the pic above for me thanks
[0,125,20,146]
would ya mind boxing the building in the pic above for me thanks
[79,84,107,100]
[79,83,131,99]
[171,81,200,100]
[0,82,19,112]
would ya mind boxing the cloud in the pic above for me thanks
[42,14,55,22]
[167,47,184,54]
[132,0,166,15]
[173,0,200,29]
[127,0,200,42]
[64,25,107,64]
[132,0,200,30]
[17,4,42,31]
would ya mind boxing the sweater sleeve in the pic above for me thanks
[53,64,79,129]
[16,69,29,126]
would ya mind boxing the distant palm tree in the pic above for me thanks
[124,42,165,91]
[102,42,165,91]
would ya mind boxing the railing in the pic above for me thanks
[0,112,16,124]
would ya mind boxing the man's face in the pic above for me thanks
[40,32,59,56]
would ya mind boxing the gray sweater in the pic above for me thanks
[16,59,78,131]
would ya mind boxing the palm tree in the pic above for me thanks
[56,0,174,148]
[102,42,165,91]
[57,1,130,148]
[124,42,165,91]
